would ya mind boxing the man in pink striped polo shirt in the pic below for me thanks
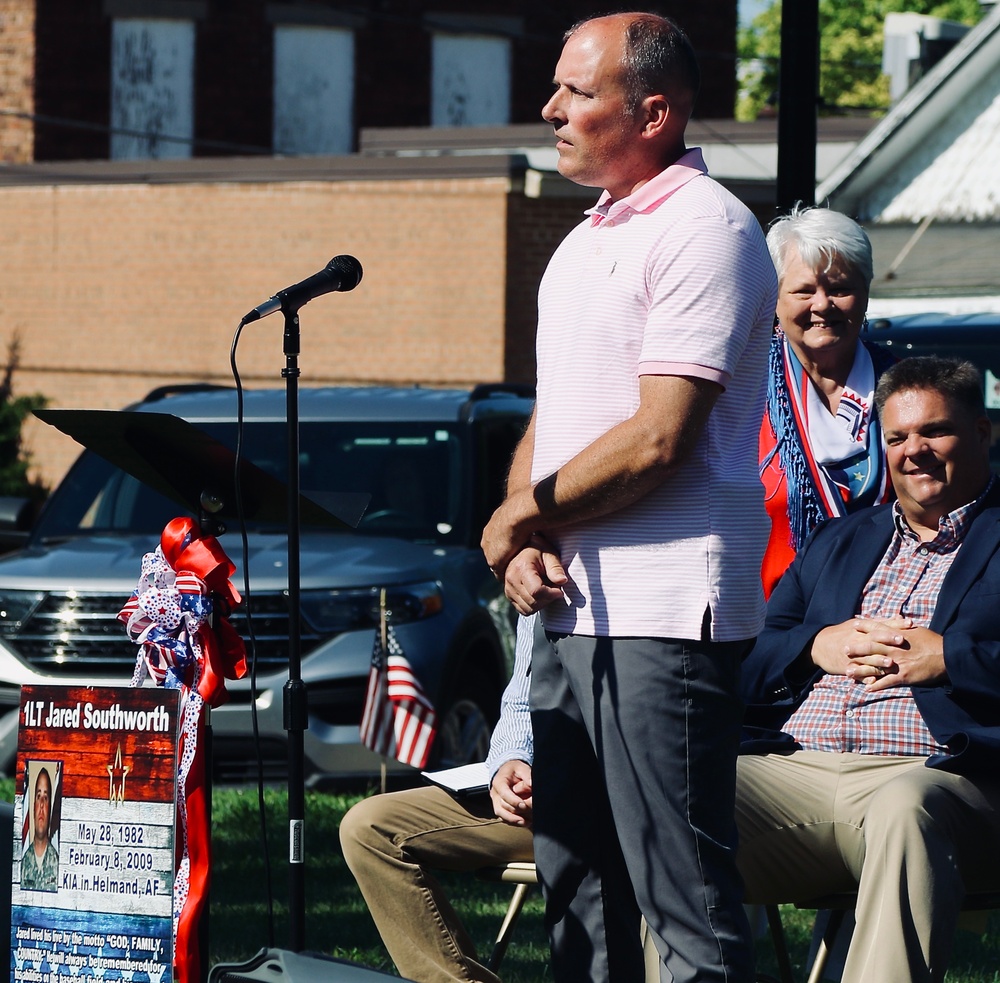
[482,11,776,983]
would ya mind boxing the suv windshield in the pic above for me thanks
[33,421,464,545]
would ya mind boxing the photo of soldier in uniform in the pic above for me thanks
[20,760,62,893]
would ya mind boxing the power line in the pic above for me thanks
[0,108,272,156]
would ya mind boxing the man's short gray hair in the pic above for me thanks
[565,12,700,118]
[874,355,986,419]
[766,204,874,289]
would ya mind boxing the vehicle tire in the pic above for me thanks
[432,663,500,769]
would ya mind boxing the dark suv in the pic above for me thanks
[867,311,1000,466]
[0,384,532,781]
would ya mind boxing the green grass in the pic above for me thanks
[208,784,550,979]
[5,778,1000,980]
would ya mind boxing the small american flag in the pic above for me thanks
[360,600,438,769]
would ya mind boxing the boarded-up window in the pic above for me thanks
[111,19,194,160]
[273,26,354,156]
[432,34,511,127]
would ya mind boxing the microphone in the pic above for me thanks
[242,255,363,323]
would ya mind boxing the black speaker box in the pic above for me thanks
[209,947,412,982]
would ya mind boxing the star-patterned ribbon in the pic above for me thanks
[118,516,248,982]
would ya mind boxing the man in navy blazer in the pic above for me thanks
[737,355,1000,983]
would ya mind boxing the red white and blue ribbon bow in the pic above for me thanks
[118,516,248,983]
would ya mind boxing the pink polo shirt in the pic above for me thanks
[532,149,777,641]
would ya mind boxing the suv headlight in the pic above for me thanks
[299,581,443,634]
[0,591,46,633]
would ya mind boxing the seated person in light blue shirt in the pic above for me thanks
[340,616,537,983]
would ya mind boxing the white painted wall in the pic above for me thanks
[873,62,1000,222]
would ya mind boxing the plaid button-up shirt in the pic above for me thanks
[784,477,995,757]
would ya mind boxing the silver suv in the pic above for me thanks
[0,383,532,781]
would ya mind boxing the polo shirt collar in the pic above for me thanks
[587,147,708,225]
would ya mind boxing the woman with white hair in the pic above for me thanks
[760,205,896,595]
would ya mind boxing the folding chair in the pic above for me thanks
[477,862,539,973]
[478,862,659,981]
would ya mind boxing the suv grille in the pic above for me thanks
[6,591,320,676]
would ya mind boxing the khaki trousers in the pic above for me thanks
[736,751,1000,983]
[339,785,534,983]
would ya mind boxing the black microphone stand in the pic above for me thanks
[33,305,375,975]
[281,308,307,950]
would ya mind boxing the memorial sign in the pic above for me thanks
[10,685,180,983]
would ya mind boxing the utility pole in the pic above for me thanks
[776,0,820,211]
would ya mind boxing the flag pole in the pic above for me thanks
[379,588,388,795]
[360,585,438,785]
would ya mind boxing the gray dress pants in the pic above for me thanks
[530,632,755,983]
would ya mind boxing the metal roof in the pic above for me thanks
[0,118,876,193]
[0,150,525,187]
[818,3,1000,222]
[866,223,1000,303]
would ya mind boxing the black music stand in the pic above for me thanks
[34,408,368,531]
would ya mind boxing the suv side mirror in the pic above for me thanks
[0,496,34,554]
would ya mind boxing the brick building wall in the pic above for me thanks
[19,0,737,163]
[504,193,589,384]
[0,0,35,162]
[0,173,516,488]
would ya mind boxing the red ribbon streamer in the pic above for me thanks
[174,711,210,982]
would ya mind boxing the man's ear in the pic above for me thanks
[640,94,677,140]
[976,414,992,449]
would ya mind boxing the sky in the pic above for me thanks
[739,0,772,27]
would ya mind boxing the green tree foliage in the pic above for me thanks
[0,334,48,500]
[738,0,983,120]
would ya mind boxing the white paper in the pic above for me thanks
[421,761,490,795]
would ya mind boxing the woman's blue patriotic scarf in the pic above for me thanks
[765,330,897,550]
